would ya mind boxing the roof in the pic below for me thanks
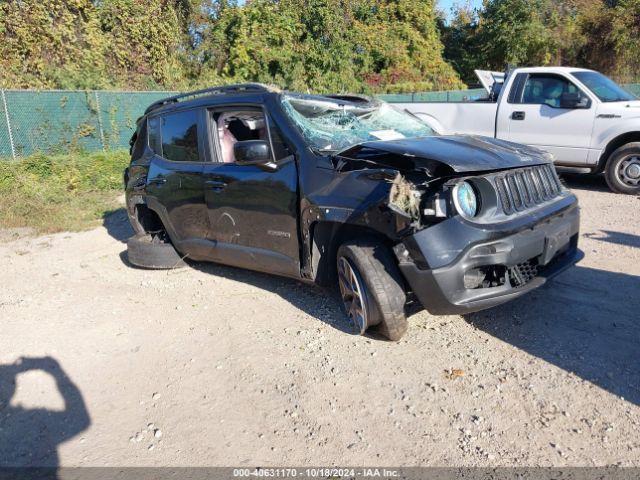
[511,66,595,75]
[144,83,281,115]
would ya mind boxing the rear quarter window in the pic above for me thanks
[148,116,160,153]
[160,110,200,162]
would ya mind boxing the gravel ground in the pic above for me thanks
[0,174,639,467]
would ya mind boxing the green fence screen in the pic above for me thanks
[0,90,176,159]
[1,85,639,159]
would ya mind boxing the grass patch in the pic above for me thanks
[0,150,130,233]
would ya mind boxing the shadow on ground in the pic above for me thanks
[103,208,361,336]
[102,208,133,243]
[465,265,640,406]
[584,230,640,249]
[559,172,611,193]
[0,357,90,468]
[188,260,360,336]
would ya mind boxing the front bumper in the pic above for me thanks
[396,196,583,315]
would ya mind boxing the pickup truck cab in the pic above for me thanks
[124,84,582,341]
[400,67,640,194]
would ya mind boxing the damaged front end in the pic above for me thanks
[283,92,582,312]
[331,140,583,315]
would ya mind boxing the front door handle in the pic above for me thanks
[205,180,227,191]
[512,111,526,121]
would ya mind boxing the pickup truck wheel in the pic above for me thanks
[604,143,640,194]
[336,240,408,341]
[126,234,186,269]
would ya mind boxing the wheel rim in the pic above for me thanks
[337,257,368,335]
[616,155,640,187]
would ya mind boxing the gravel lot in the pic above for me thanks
[0,174,639,467]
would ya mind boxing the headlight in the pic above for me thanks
[452,181,479,219]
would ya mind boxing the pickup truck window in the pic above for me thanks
[573,71,636,102]
[281,95,434,152]
[507,73,527,103]
[520,74,587,108]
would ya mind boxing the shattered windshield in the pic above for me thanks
[281,94,434,152]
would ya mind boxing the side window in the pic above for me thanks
[147,116,160,153]
[507,73,528,103]
[212,109,270,163]
[520,75,586,108]
[160,110,200,162]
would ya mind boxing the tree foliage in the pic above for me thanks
[2,0,638,93]
[0,0,463,93]
[439,0,640,84]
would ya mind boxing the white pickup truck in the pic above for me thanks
[399,67,640,194]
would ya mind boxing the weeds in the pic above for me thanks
[0,150,129,233]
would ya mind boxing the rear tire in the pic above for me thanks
[604,143,640,194]
[126,234,186,269]
[336,239,408,341]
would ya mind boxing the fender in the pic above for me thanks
[593,119,640,151]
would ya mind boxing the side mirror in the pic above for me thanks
[233,140,273,166]
[560,92,590,109]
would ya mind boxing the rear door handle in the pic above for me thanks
[205,180,227,191]
[512,111,526,121]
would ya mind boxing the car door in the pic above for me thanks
[201,105,300,277]
[145,108,211,256]
[499,73,596,166]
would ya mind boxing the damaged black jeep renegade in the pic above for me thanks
[125,83,583,340]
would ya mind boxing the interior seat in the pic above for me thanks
[218,113,237,163]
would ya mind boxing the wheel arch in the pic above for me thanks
[597,131,640,173]
[309,221,396,286]
[128,198,170,240]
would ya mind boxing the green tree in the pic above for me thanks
[439,3,482,84]
[477,0,559,70]
[195,0,463,93]
[99,0,189,89]
[0,0,108,89]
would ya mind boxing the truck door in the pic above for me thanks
[499,73,596,166]
[201,106,300,277]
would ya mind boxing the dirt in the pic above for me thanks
[0,174,639,467]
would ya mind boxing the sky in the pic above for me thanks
[437,0,484,19]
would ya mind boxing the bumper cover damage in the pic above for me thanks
[396,200,583,315]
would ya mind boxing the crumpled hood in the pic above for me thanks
[338,135,551,174]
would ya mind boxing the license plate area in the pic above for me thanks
[539,223,572,266]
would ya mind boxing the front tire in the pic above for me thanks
[604,143,640,194]
[336,239,408,341]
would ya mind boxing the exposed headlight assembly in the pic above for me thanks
[452,181,479,220]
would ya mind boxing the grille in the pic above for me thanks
[508,259,539,287]
[494,164,563,215]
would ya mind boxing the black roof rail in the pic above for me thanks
[144,83,276,114]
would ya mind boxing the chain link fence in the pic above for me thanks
[0,90,176,159]
[1,85,639,159]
